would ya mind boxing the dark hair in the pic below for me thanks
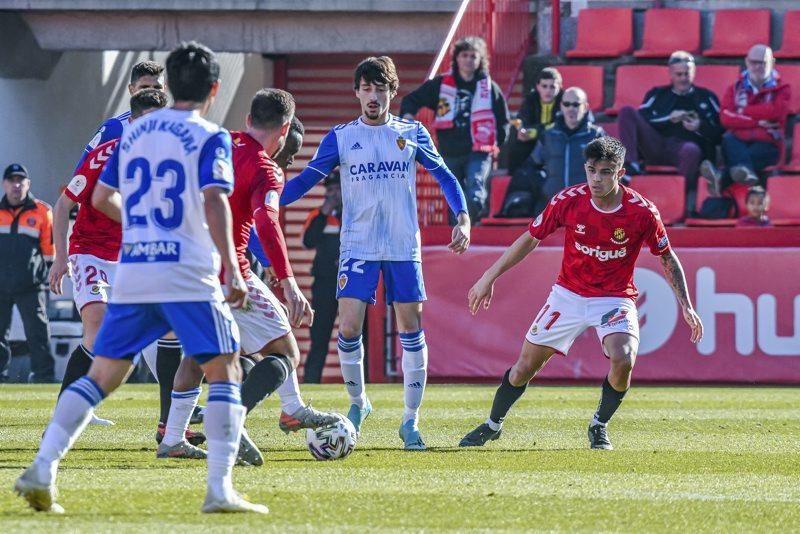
[289,116,304,137]
[451,36,489,74]
[250,88,295,129]
[584,136,626,168]
[129,89,168,119]
[166,41,220,102]
[130,61,164,85]
[353,56,399,93]
[746,185,768,202]
[537,67,562,85]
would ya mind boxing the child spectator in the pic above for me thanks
[737,186,771,227]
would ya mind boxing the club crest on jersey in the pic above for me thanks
[338,273,348,290]
[121,241,181,263]
[575,224,586,235]
[396,136,406,150]
[611,228,629,245]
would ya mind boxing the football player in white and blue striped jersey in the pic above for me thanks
[15,42,267,515]
[282,56,471,450]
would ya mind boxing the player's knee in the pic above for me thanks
[81,303,105,333]
[338,323,362,340]
[610,347,636,374]
[263,334,300,370]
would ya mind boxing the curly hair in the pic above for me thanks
[450,36,489,75]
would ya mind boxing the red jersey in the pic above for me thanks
[64,140,121,261]
[228,131,292,280]
[528,184,671,299]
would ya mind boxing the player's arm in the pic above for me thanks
[92,146,123,222]
[659,250,703,343]
[49,193,77,294]
[252,176,313,327]
[280,130,339,205]
[205,188,246,309]
[468,231,540,315]
[415,123,470,254]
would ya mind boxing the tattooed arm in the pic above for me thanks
[659,250,704,343]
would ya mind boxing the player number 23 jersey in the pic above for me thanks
[99,107,235,304]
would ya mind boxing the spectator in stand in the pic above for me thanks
[701,45,791,194]
[0,164,56,383]
[507,67,563,173]
[737,186,771,227]
[618,51,722,206]
[401,36,509,223]
[301,171,342,384]
[504,87,604,217]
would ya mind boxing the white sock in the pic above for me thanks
[400,330,427,426]
[485,417,502,432]
[163,386,201,446]
[338,333,366,407]
[204,381,245,501]
[34,376,105,484]
[277,369,304,414]
[141,340,159,382]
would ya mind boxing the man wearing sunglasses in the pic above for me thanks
[518,87,605,215]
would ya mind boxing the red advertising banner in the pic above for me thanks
[422,246,800,384]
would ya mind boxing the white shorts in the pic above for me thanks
[525,284,639,357]
[230,275,291,355]
[69,254,116,312]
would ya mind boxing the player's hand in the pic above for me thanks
[280,276,314,328]
[516,128,529,141]
[468,274,494,315]
[449,212,471,255]
[265,266,279,288]
[224,270,248,309]
[682,306,703,344]
[49,256,69,295]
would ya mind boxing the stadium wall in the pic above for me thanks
[420,245,800,384]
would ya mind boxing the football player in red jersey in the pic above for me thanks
[161,89,338,466]
[49,90,205,446]
[460,136,703,450]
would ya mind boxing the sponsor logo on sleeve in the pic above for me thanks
[121,241,181,263]
[88,130,103,150]
[265,190,279,210]
[657,235,669,249]
[67,175,87,196]
[532,213,543,228]
[213,157,233,183]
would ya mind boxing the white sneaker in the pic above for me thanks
[90,414,115,426]
[14,466,64,513]
[201,492,269,514]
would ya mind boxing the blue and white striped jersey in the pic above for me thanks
[282,115,467,262]
[99,107,234,303]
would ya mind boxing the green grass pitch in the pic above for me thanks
[1,384,799,532]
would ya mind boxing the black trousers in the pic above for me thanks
[0,289,55,382]
[303,277,339,384]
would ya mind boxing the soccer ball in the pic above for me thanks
[305,417,357,461]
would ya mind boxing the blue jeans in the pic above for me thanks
[721,133,778,186]
[443,152,492,223]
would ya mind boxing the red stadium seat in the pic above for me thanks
[777,65,800,114]
[566,8,633,58]
[685,183,748,226]
[629,175,685,225]
[605,65,667,115]
[775,10,800,59]
[556,65,605,112]
[766,175,800,225]
[481,175,530,226]
[645,165,679,174]
[780,124,800,173]
[704,9,772,57]
[634,9,701,58]
[693,65,740,101]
